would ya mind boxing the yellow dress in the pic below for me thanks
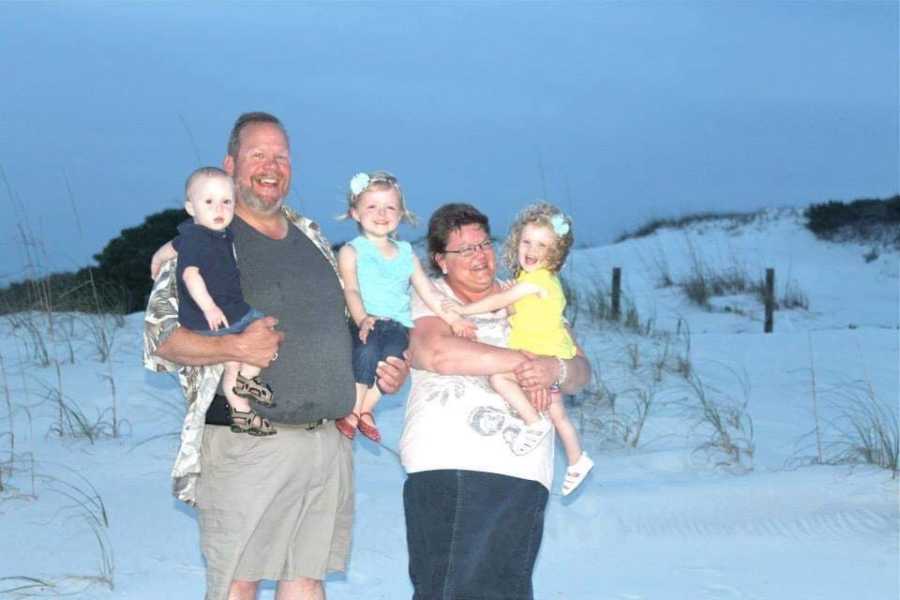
[506,268,576,359]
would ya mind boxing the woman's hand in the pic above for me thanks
[514,352,561,391]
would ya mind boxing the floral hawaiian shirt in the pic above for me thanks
[143,206,341,505]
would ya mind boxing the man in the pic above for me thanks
[144,112,407,600]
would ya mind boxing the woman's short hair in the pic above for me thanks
[502,202,574,276]
[426,203,491,274]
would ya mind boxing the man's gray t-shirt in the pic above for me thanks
[231,216,355,423]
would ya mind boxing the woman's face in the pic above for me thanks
[437,224,496,301]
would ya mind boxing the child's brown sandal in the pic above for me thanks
[233,374,275,407]
[230,408,277,436]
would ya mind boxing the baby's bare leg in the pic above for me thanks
[222,361,251,412]
[490,372,540,424]
[548,392,583,465]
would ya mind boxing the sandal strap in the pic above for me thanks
[230,408,277,435]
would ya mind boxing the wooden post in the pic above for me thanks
[611,267,621,321]
[764,268,775,333]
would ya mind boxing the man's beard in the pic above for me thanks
[238,183,284,216]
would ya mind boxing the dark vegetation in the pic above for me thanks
[615,210,758,242]
[804,195,900,245]
[3,194,897,316]
[0,209,187,315]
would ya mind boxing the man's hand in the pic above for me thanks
[233,316,284,369]
[203,306,229,331]
[376,352,410,395]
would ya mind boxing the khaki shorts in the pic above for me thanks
[196,422,353,600]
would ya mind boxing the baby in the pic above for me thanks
[151,166,276,436]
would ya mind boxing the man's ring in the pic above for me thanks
[272,352,278,362]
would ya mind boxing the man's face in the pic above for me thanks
[224,122,291,215]
[437,223,496,300]
[185,176,235,231]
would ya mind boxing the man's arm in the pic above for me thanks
[409,315,527,376]
[150,240,177,279]
[155,316,283,368]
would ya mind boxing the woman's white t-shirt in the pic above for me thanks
[399,278,554,490]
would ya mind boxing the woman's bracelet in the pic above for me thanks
[553,357,568,389]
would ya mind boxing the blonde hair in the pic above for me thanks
[339,170,416,232]
[502,202,574,277]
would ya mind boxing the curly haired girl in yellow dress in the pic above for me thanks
[447,202,593,495]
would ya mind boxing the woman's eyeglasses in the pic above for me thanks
[443,239,493,258]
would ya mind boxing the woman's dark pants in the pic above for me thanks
[403,469,549,600]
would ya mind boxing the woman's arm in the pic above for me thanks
[409,314,526,376]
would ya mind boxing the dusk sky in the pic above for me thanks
[1,1,897,282]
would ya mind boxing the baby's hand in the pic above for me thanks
[203,306,229,331]
[358,315,377,344]
[450,318,477,340]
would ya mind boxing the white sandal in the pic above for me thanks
[562,451,594,496]
[510,417,553,456]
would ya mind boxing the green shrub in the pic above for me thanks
[804,195,900,241]
[0,208,187,315]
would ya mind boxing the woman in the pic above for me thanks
[400,203,592,599]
